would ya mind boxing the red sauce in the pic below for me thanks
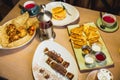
[25,3,35,9]
[96,53,106,61]
[103,16,115,23]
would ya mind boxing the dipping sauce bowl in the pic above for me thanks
[91,43,102,54]
[102,13,116,28]
[81,45,92,56]
[95,51,107,66]
[85,54,96,68]
[22,1,40,17]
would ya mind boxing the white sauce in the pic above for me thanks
[92,43,101,52]
[85,55,94,64]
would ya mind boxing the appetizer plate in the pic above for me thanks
[32,40,78,80]
[96,17,119,33]
[45,1,80,28]
[67,22,114,72]
[0,13,36,50]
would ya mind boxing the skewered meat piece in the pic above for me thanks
[62,61,70,68]
[46,57,52,65]
[44,50,63,63]
[44,48,70,68]
[46,58,67,76]
[66,72,74,80]
[46,58,74,80]
[51,62,67,76]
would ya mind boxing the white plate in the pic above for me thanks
[45,1,80,27]
[32,40,78,80]
[0,20,36,50]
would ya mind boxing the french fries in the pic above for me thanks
[70,24,100,48]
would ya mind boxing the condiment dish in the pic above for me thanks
[102,13,116,28]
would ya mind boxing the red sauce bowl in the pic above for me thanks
[23,1,36,9]
[95,51,106,62]
[102,13,116,27]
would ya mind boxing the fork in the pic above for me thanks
[61,3,72,16]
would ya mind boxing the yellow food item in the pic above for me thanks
[70,25,87,48]
[70,24,100,48]
[88,32,99,40]
[84,26,98,36]
[52,7,66,20]
[70,25,84,35]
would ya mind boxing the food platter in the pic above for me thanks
[32,40,78,80]
[0,12,37,49]
[67,22,114,71]
[45,1,79,28]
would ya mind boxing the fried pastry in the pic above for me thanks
[0,12,38,48]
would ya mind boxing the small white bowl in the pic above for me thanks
[102,13,116,27]
[91,43,102,53]
[85,54,96,68]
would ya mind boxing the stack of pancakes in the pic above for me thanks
[52,7,66,20]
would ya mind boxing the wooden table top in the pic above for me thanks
[0,0,120,80]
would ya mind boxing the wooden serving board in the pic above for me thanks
[67,22,114,72]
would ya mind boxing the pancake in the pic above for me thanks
[52,7,66,20]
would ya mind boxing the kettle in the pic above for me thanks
[37,4,55,41]
[37,4,52,22]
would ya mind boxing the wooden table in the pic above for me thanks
[0,0,120,80]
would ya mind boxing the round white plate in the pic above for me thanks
[32,40,78,80]
[45,1,80,28]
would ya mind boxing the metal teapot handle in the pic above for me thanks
[40,4,46,12]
